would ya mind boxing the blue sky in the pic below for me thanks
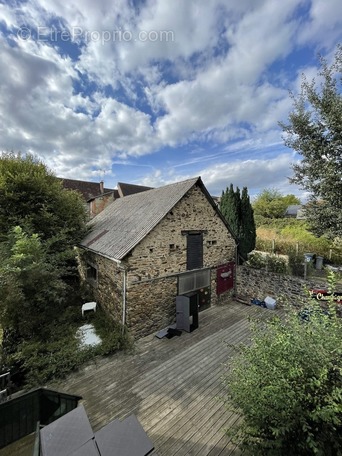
[0,0,341,200]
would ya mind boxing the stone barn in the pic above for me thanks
[79,177,237,338]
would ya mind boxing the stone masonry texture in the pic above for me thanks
[236,265,324,307]
[81,184,236,338]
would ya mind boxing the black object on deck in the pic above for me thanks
[176,293,199,332]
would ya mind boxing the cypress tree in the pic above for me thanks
[220,184,240,238]
[220,184,255,261]
[240,187,256,260]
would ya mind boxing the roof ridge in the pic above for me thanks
[81,177,201,260]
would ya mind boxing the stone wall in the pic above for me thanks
[79,250,124,322]
[80,184,236,338]
[125,268,234,338]
[124,184,236,337]
[127,185,235,282]
[127,276,177,339]
[236,265,320,306]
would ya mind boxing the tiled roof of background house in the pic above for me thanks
[117,182,154,197]
[87,189,120,201]
[81,177,200,260]
[59,178,113,201]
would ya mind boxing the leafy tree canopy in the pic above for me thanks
[280,45,342,239]
[0,152,87,250]
[223,272,342,455]
[0,226,66,340]
[0,152,88,340]
[252,188,300,219]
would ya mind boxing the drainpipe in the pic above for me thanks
[115,259,127,335]
[234,243,238,296]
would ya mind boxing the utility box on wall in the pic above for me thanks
[216,262,235,295]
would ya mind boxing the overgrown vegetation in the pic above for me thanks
[246,251,288,274]
[2,307,131,388]
[223,272,342,455]
[0,152,130,388]
[255,219,341,265]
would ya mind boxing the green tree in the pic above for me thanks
[0,152,87,251]
[253,188,300,220]
[280,45,342,239]
[240,187,256,260]
[220,185,256,260]
[220,184,241,238]
[0,227,66,340]
[223,273,342,455]
[0,152,87,342]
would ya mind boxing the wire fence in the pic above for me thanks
[256,238,342,265]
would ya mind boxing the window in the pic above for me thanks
[178,269,210,295]
[186,233,203,270]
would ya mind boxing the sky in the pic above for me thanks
[0,0,341,200]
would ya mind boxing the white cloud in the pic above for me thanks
[137,152,304,199]
[0,0,340,192]
[0,38,160,179]
[199,153,298,195]
[297,0,342,49]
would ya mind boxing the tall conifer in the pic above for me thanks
[220,184,255,261]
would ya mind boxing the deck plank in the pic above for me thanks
[1,301,278,456]
[53,301,273,455]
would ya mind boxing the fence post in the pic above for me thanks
[329,249,332,260]
[296,242,299,257]
[304,261,307,280]
[272,239,275,253]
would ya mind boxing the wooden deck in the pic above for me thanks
[1,301,277,456]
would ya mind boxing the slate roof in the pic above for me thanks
[59,178,113,201]
[117,182,154,197]
[81,177,208,260]
[87,189,120,201]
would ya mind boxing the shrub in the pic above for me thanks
[267,255,288,274]
[2,306,132,388]
[288,251,305,277]
[246,251,266,269]
[247,251,288,274]
[223,273,342,455]
[92,310,132,356]
[11,334,92,388]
